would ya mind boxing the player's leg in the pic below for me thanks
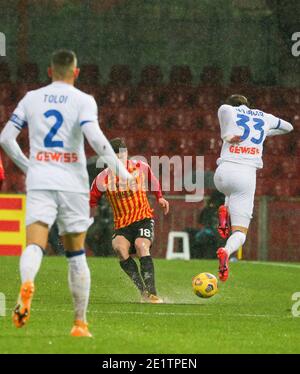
[61,232,92,338]
[214,163,255,281]
[13,191,55,328]
[134,219,163,303]
[112,234,146,294]
[57,192,92,337]
[217,196,231,239]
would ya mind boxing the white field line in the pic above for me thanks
[5,307,292,319]
[240,261,300,269]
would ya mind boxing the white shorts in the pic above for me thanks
[213,161,256,228]
[26,190,93,235]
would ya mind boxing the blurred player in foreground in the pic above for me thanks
[0,49,130,337]
[90,138,169,303]
[214,94,293,281]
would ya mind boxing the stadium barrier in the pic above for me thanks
[0,194,299,262]
[0,194,26,255]
[150,195,300,262]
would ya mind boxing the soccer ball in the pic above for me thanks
[192,272,218,298]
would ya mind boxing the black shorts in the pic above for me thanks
[112,218,155,254]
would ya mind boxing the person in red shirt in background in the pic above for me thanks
[90,138,169,303]
[0,152,5,190]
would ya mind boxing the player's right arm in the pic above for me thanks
[218,104,243,144]
[0,95,30,174]
[267,115,293,137]
[79,95,132,181]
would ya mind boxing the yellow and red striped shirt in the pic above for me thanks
[90,160,162,229]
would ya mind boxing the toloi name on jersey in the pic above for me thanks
[43,94,68,104]
[36,151,78,163]
[229,145,260,155]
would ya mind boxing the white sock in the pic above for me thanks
[20,244,44,283]
[225,231,246,257]
[67,251,91,323]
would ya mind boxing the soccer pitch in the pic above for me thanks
[0,257,299,354]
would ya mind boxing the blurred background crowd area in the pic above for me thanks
[1,0,300,197]
[1,0,300,260]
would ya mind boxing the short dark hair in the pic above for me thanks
[51,49,77,77]
[226,94,249,107]
[110,138,127,153]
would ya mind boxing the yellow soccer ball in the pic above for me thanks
[192,272,218,298]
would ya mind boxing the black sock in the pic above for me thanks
[140,256,157,295]
[120,257,145,293]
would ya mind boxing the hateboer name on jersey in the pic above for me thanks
[229,145,260,155]
[36,151,78,163]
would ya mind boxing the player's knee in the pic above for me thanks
[231,230,247,246]
[113,244,129,260]
[135,241,150,257]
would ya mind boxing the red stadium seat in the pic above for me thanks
[108,65,132,86]
[163,108,195,130]
[134,86,163,108]
[139,65,163,86]
[78,64,100,84]
[103,85,133,107]
[169,65,193,86]
[230,66,253,86]
[200,66,223,86]
[135,108,163,130]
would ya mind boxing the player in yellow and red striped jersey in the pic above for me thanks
[90,138,169,303]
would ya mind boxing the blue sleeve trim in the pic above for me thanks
[10,114,28,129]
[13,124,22,131]
[275,119,281,129]
[80,120,93,127]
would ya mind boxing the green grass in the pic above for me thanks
[0,256,300,353]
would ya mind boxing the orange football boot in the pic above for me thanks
[70,320,93,338]
[218,205,231,239]
[217,247,229,282]
[141,291,164,304]
[12,281,35,328]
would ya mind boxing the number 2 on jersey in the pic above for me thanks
[44,109,64,148]
[236,114,265,144]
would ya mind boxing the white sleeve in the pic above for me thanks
[0,122,29,174]
[79,96,131,180]
[82,123,131,180]
[267,117,293,137]
[218,104,242,141]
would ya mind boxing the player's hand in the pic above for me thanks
[227,135,242,144]
[158,198,169,215]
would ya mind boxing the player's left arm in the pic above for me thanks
[267,116,293,137]
[143,162,169,215]
[0,95,30,174]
